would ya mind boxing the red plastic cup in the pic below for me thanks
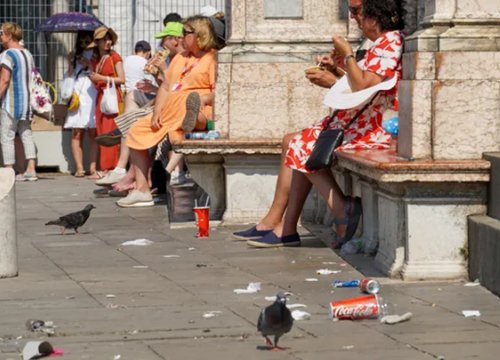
[193,206,210,237]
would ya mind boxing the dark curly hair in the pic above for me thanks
[362,0,406,31]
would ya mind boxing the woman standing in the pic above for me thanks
[117,15,218,207]
[64,31,98,177]
[88,26,125,177]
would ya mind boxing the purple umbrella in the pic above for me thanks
[34,12,104,33]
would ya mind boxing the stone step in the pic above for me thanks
[468,215,500,297]
[484,152,500,220]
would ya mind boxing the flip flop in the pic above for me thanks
[86,171,104,180]
[74,170,85,178]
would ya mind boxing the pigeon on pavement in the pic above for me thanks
[45,204,95,234]
[257,292,293,350]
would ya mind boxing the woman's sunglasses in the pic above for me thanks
[348,6,361,16]
[183,29,195,36]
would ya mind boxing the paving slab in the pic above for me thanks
[0,175,499,359]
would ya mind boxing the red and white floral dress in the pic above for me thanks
[285,30,404,173]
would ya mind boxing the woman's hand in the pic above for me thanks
[136,79,158,94]
[89,72,104,83]
[151,112,162,131]
[332,36,354,57]
[305,69,337,88]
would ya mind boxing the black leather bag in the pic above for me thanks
[305,124,344,170]
[305,95,377,171]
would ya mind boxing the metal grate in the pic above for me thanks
[1,0,226,91]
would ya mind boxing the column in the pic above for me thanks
[0,168,17,278]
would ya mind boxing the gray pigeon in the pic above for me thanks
[257,292,293,350]
[45,204,95,234]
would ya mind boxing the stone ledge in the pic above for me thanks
[172,139,282,155]
[336,149,490,183]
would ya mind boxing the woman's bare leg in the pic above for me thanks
[305,169,347,237]
[165,151,184,173]
[116,137,130,169]
[130,149,151,193]
[88,128,98,175]
[71,128,84,174]
[276,171,313,236]
[256,132,300,230]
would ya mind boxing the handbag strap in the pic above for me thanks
[323,91,380,131]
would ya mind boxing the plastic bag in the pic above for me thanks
[60,74,76,102]
[100,77,119,115]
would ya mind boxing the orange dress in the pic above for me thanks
[126,50,216,150]
[92,50,123,170]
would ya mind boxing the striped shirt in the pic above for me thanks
[0,48,33,120]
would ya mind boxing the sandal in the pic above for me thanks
[74,170,86,178]
[86,171,105,180]
[331,196,362,249]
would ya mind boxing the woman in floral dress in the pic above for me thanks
[247,0,405,248]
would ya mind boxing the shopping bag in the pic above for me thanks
[100,77,119,115]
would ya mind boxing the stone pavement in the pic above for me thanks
[1,175,500,360]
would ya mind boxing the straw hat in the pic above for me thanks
[87,26,118,48]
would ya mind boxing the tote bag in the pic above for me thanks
[100,77,119,115]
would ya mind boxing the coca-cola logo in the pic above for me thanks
[334,304,378,319]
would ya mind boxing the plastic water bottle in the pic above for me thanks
[185,130,221,140]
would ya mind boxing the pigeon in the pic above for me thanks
[45,204,95,234]
[257,292,293,350]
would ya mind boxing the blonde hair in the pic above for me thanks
[183,16,217,51]
[1,22,23,42]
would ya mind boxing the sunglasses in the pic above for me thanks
[348,6,362,16]
[0,30,3,36]
[183,29,195,36]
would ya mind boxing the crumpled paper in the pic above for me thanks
[291,310,311,320]
[234,282,261,294]
[380,312,413,324]
[121,239,154,246]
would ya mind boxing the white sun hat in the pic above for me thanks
[323,74,398,110]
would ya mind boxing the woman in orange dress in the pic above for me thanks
[88,26,125,176]
[117,15,217,207]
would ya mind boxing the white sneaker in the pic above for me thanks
[96,170,126,186]
[169,171,187,186]
[116,190,154,208]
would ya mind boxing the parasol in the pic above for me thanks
[34,12,104,33]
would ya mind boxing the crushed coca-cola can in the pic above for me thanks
[332,278,381,294]
[329,294,386,320]
[359,278,381,294]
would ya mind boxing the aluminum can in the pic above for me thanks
[359,278,381,294]
[332,280,360,288]
[329,294,385,320]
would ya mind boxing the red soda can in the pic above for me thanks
[329,294,385,320]
[359,278,381,294]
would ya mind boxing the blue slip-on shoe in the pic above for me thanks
[232,226,272,241]
[247,232,301,248]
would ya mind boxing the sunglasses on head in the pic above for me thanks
[348,6,361,15]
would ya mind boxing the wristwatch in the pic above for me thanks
[344,54,355,66]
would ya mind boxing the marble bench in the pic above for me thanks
[330,147,490,280]
[172,139,282,224]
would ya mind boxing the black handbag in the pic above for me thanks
[305,94,378,171]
